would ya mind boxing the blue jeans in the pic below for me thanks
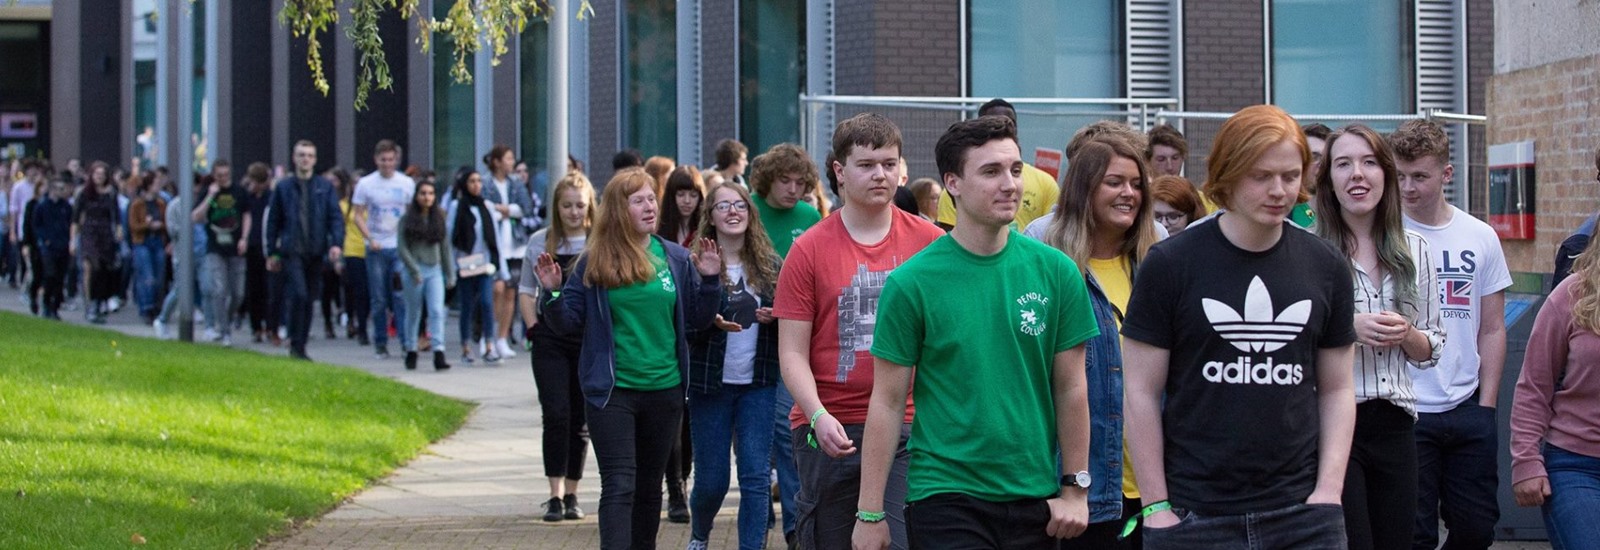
[773,381,800,535]
[203,254,245,336]
[1543,444,1600,550]
[402,264,447,353]
[131,239,166,318]
[1414,400,1499,550]
[1144,502,1347,549]
[688,384,776,549]
[457,274,494,351]
[367,248,409,349]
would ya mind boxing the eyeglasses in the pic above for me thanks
[712,200,749,213]
[1153,213,1188,224]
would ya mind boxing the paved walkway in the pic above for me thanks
[3,289,776,549]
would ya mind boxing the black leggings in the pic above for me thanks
[1343,399,1417,550]
[588,386,684,550]
[531,329,588,479]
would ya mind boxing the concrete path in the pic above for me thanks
[3,289,776,549]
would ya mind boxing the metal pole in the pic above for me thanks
[167,0,197,342]
[548,0,570,189]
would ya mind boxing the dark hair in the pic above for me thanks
[1146,124,1188,159]
[212,158,232,170]
[830,113,903,166]
[325,167,354,197]
[402,179,446,244]
[374,139,401,156]
[451,166,498,265]
[483,144,514,174]
[293,139,316,151]
[657,166,705,242]
[750,143,819,198]
[1301,123,1332,142]
[977,98,1017,124]
[823,151,840,197]
[934,115,1017,178]
[1314,124,1419,314]
[714,139,748,170]
[246,162,271,184]
[612,149,644,170]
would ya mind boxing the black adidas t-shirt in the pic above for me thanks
[1122,218,1355,515]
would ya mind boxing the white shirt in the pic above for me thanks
[490,177,518,260]
[1404,206,1513,413]
[1350,230,1445,418]
[352,171,416,249]
[721,263,759,384]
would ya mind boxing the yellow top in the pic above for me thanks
[341,199,367,258]
[1087,256,1139,499]
[937,162,1060,230]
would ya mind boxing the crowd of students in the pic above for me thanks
[7,102,1598,550]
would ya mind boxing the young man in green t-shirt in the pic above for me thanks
[749,143,823,258]
[854,116,1097,548]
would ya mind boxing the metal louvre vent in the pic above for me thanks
[1125,0,1178,132]
[1415,0,1467,206]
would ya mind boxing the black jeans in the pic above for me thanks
[243,249,270,332]
[531,330,587,479]
[588,386,684,550]
[342,256,369,338]
[1413,400,1499,550]
[1060,496,1141,550]
[1344,400,1416,550]
[905,493,1057,550]
[1144,502,1346,549]
[281,255,324,353]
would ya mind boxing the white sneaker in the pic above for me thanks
[220,334,233,347]
[203,328,222,342]
[108,297,123,312]
[685,539,707,550]
[277,326,288,340]
[495,338,517,358]
[153,319,169,340]
[194,310,205,323]
[478,339,488,357]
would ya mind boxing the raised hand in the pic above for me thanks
[713,314,743,332]
[534,253,563,290]
[692,237,722,276]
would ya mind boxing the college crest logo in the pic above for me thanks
[1015,292,1050,337]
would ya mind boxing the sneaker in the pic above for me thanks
[563,494,584,520]
[461,352,475,365]
[484,351,502,364]
[542,497,563,522]
[375,344,391,360]
[203,328,222,342]
[220,334,233,348]
[277,326,288,341]
[108,297,122,312]
[495,338,517,359]
[667,494,689,523]
[685,539,707,550]
[153,319,170,339]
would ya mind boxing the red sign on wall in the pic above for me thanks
[1035,148,1063,181]
[1488,141,1536,240]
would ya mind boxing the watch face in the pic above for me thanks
[1075,472,1092,488]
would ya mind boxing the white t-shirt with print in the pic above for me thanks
[352,171,416,249]
[1404,205,1513,413]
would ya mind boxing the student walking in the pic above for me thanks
[72,161,122,324]
[194,160,251,346]
[533,168,722,550]
[353,140,416,354]
[264,140,345,360]
[397,178,454,371]
[449,168,503,365]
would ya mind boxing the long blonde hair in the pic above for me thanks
[695,182,782,295]
[544,170,596,257]
[1570,231,1600,333]
[1043,138,1158,272]
[582,168,657,288]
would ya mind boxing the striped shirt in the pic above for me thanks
[1350,229,1446,418]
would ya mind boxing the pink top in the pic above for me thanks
[1510,276,1600,484]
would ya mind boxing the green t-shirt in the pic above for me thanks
[1289,202,1316,229]
[872,232,1100,503]
[752,194,822,258]
[609,239,681,391]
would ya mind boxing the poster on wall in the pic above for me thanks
[1034,148,1063,181]
[1488,140,1536,240]
[0,112,38,139]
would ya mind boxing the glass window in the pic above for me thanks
[970,0,1121,158]
[520,21,550,172]
[621,0,676,157]
[432,0,476,173]
[1272,0,1409,116]
[739,0,804,154]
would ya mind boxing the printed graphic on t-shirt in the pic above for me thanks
[836,263,892,381]
[656,261,675,292]
[1435,249,1478,319]
[1015,292,1050,337]
[724,276,758,329]
[1202,276,1310,385]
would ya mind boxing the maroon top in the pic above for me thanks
[1511,276,1600,484]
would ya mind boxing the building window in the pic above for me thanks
[1271,0,1409,117]
[520,21,550,173]
[739,0,804,154]
[621,0,676,157]
[432,0,476,173]
[969,0,1121,157]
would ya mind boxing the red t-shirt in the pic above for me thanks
[774,208,945,429]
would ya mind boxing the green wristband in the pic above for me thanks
[1120,500,1172,539]
[809,407,828,428]
[855,509,887,523]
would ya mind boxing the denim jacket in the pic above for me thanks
[686,259,782,393]
[1082,269,1129,524]
[539,235,720,408]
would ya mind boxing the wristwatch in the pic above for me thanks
[1061,471,1092,489]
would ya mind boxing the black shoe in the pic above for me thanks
[785,530,798,550]
[433,351,452,371]
[375,344,391,359]
[667,494,689,524]
[563,494,584,520]
[290,348,312,361]
[404,351,418,370]
[356,332,370,347]
[542,497,563,522]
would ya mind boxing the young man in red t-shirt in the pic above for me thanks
[774,113,944,549]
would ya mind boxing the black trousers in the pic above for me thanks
[1060,497,1142,550]
[906,492,1057,550]
[1344,399,1417,550]
[531,330,588,479]
[243,250,270,332]
[588,386,684,550]
[281,255,324,352]
[39,251,69,313]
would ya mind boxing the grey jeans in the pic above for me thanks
[202,253,245,335]
[791,422,911,550]
[1143,501,1347,550]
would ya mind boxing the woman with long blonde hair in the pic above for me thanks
[517,170,597,522]
[534,168,722,549]
[1510,230,1600,550]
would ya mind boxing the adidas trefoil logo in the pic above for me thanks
[1202,276,1311,353]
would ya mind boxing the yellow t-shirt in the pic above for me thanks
[937,162,1060,230]
[341,200,367,258]
[1087,256,1139,499]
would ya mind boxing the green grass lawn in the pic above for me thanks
[0,312,473,549]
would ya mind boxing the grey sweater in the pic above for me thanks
[397,211,457,287]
